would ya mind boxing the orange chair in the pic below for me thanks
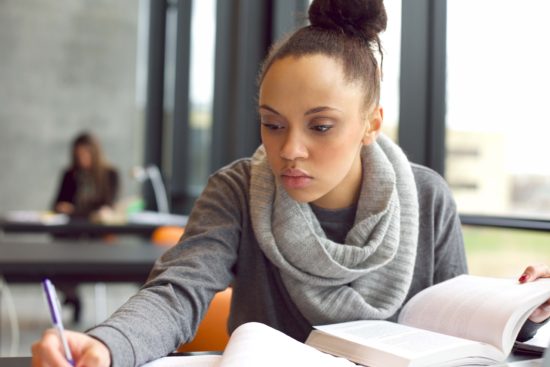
[151,226,185,247]
[151,226,232,351]
[177,287,232,352]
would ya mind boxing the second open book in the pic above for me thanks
[143,275,550,367]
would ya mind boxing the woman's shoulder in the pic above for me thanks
[189,158,253,222]
[61,167,76,180]
[411,163,447,185]
[209,157,253,183]
[410,163,455,204]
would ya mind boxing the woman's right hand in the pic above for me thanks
[31,329,111,367]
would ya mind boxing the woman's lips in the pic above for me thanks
[281,168,313,189]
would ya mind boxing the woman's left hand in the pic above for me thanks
[519,264,550,323]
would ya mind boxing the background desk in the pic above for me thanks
[0,212,188,238]
[2,220,164,238]
[0,239,169,353]
[0,239,167,283]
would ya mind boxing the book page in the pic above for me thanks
[218,322,356,367]
[398,275,550,354]
[309,320,503,366]
[492,360,542,366]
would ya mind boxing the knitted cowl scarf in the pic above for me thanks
[249,134,419,325]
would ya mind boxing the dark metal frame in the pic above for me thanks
[169,0,193,213]
[210,0,270,172]
[460,215,550,232]
[143,0,167,211]
[398,0,447,176]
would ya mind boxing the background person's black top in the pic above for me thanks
[53,167,119,218]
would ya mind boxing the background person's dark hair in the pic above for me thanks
[258,0,387,114]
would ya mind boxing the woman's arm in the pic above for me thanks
[52,170,76,214]
[85,162,248,366]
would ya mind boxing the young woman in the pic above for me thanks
[53,132,119,219]
[32,1,550,366]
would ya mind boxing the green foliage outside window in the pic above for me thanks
[463,226,550,277]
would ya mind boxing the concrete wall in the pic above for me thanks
[0,0,144,211]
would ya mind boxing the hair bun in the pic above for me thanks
[309,0,387,42]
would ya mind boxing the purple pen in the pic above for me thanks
[42,278,75,366]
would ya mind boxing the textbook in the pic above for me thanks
[305,275,550,367]
[142,322,356,367]
[142,275,550,367]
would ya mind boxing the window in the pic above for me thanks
[446,0,550,219]
[464,226,550,277]
[447,0,550,276]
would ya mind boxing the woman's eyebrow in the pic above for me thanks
[259,105,341,116]
[304,106,341,115]
[258,105,281,115]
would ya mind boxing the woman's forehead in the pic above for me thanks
[259,55,364,111]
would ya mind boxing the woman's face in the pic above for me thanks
[259,54,381,209]
[75,145,93,170]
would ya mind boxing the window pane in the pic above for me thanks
[188,0,217,195]
[0,0,143,211]
[379,0,401,141]
[446,0,550,218]
[464,226,550,277]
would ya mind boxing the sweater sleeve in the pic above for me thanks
[87,162,248,367]
[52,170,75,209]
[432,190,468,284]
[414,164,468,284]
[517,319,549,342]
[105,168,119,206]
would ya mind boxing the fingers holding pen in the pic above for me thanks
[31,329,73,367]
[31,329,111,367]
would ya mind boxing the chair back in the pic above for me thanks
[151,226,184,247]
[178,287,232,352]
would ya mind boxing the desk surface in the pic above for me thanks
[0,239,167,283]
[0,357,29,367]
[0,212,188,237]
[1,219,162,237]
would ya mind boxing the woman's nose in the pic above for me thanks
[279,130,308,161]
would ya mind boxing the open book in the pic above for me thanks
[142,322,356,367]
[305,274,550,367]
[142,275,549,367]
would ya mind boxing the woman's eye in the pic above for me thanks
[311,125,333,133]
[261,122,284,131]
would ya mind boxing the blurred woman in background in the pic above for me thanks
[53,131,119,219]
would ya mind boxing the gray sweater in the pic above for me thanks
[88,159,468,367]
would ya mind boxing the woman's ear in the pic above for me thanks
[362,106,383,145]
